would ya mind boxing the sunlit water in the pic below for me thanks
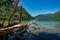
[37,21,60,29]
[28,20,60,29]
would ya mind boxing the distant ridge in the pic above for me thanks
[35,10,60,21]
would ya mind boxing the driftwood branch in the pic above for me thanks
[0,24,29,35]
[19,5,22,23]
[8,0,19,25]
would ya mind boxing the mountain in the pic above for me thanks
[35,11,60,21]
[0,7,33,21]
[53,11,60,21]
[35,14,54,21]
[12,7,34,21]
[0,1,33,22]
[22,8,34,20]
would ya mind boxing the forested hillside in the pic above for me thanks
[0,0,33,24]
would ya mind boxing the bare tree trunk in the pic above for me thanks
[8,0,19,25]
[19,5,22,23]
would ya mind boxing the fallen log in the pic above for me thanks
[0,24,29,35]
[4,21,19,28]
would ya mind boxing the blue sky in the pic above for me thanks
[18,0,60,16]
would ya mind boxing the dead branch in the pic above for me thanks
[8,0,19,25]
[19,5,22,23]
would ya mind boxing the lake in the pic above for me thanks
[29,20,60,29]
[1,21,60,40]
[36,21,60,29]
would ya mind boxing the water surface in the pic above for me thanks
[37,21,60,29]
